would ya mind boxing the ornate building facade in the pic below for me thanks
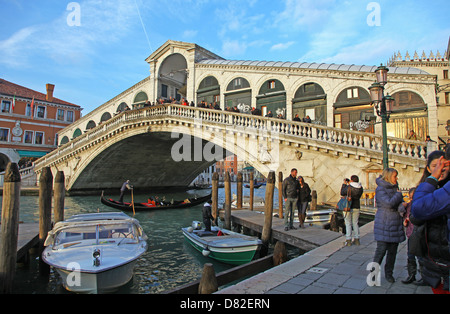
[388,36,450,146]
[58,40,439,146]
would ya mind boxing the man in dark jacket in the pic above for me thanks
[202,199,215,232]
[282,169,300,231]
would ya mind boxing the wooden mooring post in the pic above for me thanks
[236,172,243,210]
[0,163,21,294]
[198,263,218,294]
[39,167,53,276]
[261,171,275,257]
[249,172,254,211]
[53,171,65,224]
[224,172,232,230]
[278,172,283,218]
[212,172,219,224]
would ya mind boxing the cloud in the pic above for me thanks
[270,41,295,51]
[221,40,248,57]
[0,0,138,68]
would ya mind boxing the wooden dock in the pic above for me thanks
[231,210,341,252]
[0,223,39,261]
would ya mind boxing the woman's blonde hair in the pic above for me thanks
[381,168,398,185]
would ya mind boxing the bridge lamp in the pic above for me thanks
[369,64,395,170]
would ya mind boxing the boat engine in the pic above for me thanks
[192,221,202,230]
[93,249,101,267]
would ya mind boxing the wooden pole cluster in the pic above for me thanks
[0,163,21,293]
[261,171,275,257]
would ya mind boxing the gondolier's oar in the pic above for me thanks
[130,188,136,216]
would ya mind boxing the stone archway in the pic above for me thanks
[158,53,188,101]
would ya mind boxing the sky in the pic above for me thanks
[1,0,449,115]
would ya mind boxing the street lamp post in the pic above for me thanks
[369,65,395,170]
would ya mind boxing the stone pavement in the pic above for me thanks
[217,221,434,294]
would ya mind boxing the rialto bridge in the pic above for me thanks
[35,104,429,203]
[34,40,438,201]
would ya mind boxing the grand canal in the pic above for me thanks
[2,184,289,294]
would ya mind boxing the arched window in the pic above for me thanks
[293,83,327,125]
[73,129,82,139]
[86,120,96,130]
[197,76,220,105]
[101,112,112,123]
[256,79,286,117]
[117,102,129,112]
[60,136,70,145]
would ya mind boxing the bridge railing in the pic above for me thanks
[35,104,427,171]
[165,104,428,162]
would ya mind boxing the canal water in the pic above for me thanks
[2,184,290,294]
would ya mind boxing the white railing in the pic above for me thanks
[34,104,427,171]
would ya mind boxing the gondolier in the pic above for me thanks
[119,180,133,203]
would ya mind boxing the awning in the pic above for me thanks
[17,150,48,158]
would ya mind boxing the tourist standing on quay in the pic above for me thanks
[282,168,300,231]
[340,175,364,246]
[411,149,450,293]
[373,168,406,283]
[119,180,133,203]
[297,176,311,229]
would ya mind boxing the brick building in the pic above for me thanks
[0,79,82,172]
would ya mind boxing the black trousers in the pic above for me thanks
[373,241,399,277]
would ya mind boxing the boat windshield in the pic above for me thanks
[52,222,139,250]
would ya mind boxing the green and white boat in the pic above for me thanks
[182,221,262,265]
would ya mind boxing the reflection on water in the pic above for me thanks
[2,184,284,294]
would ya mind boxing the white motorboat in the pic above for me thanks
[42,212,148,293]
[231,195,265,210]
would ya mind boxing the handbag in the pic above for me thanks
[408,223,427,257]
[337,187,352,212]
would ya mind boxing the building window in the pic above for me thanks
[0,128,10,141]
[1,101,11,113]
[268,80,276,89]
[24,131,34,144]
[445,92,450,105]
[347,88,359,99]
[26,104,32,117]
[57,109,65,121]
[36,106,46,118]
[334,114,342,128]
[161,84,168,98]
[444,70,449,80]
[67,111,74,122]
[35,132,44,145]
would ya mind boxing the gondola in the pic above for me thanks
[100,191,212,212]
